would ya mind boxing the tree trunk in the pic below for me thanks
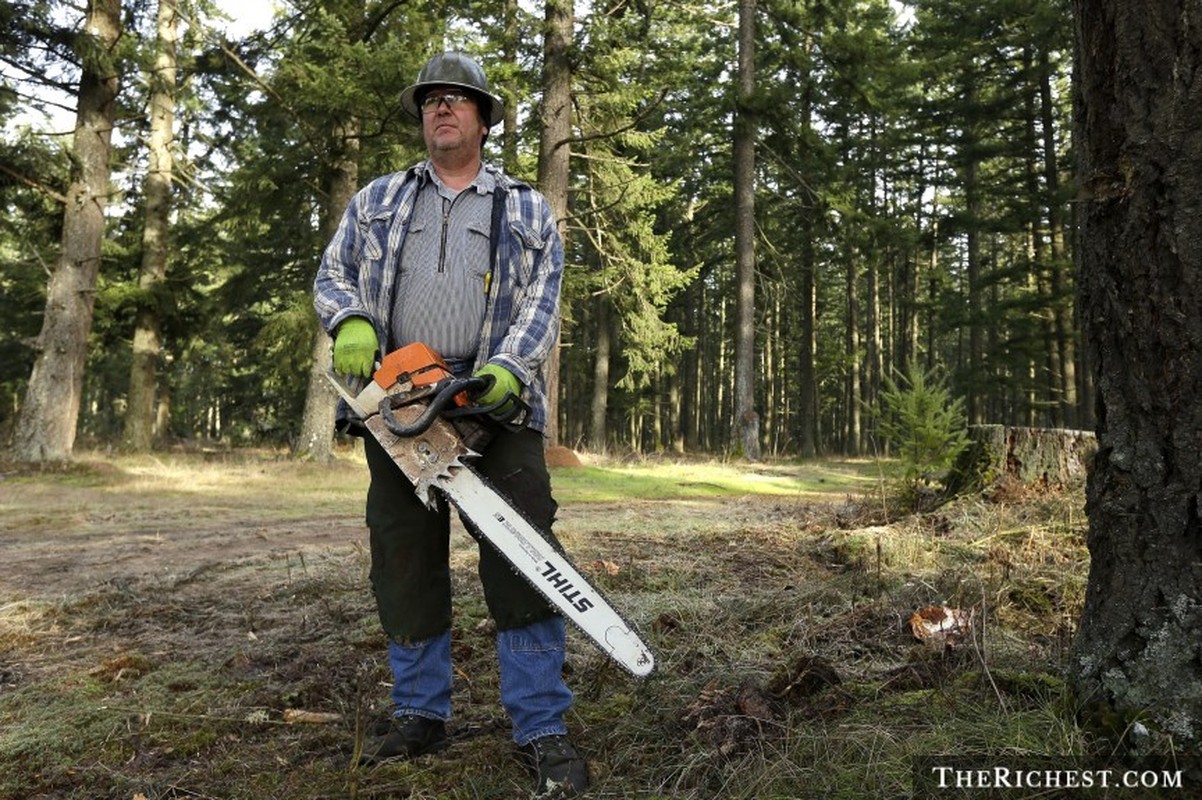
[844,248,861,456]
[296,112,360,461]
[1023,46,1062,429]
[1071,0,1202,745]
[904,142,928,377]
[1039,48,1078,430]
[963,94,984,425]
[733,0,759,461]
[797,41,817,460]
[537,0,573,448]
[125,0,177,452]
[668,364,684,455]
[589,294,611,450]
[500,0,520,173]
[798,228,817,458]
[14,0,122,463]
[925,158,942,374]
[866,232,882,445]
[764,289,780,455]
[864,129,883,443]
[680,280,700,451]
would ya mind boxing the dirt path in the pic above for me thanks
[0,464,378,600]
[0,513,362,599]
[0,467,744,601]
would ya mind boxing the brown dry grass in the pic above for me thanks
[0,451,1123,799]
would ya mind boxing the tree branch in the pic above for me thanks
[362,0,411,43]
[555,87,670,151]
[0,161,69,204]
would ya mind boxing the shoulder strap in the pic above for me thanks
[485,184,506,301]
[489,185,505,275]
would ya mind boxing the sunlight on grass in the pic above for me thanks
[1,451,374,532]
[0,600,54,653]
[553,458,887,502]
[112,452,369,497]
[23,451,889,508]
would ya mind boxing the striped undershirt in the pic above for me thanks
[392,164,495,361]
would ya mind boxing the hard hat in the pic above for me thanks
[400,52,505,127]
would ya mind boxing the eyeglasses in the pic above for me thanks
[421,92,473,113]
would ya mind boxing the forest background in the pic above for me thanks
[0,0,1080,462]
[5,2,1202,795]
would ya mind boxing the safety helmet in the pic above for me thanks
[400,52,505,127]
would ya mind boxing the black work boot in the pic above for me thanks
[518,734,589,797]
[359,714,448,765]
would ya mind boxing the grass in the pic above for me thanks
[551,458,886,502]
[0,449,1159,799]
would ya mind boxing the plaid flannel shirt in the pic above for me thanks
[314,161,563,433]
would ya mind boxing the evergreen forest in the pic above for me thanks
[0,0,1080,459]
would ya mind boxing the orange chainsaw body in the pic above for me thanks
[373,342,470,407]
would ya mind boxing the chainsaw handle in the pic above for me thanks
[380,376,487,437]
[379,374,531,437]
[444,374,531,432]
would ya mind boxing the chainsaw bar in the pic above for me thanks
[439,468,654,677]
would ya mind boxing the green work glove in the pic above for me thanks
[473,363,521,417]
[332,317,379,378]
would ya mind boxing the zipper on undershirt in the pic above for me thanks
[438,192,463,273]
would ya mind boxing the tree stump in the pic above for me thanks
[945,424,1096,494]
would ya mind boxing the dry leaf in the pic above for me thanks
[588,559,620,576]
[910,605,972,650]
[282,709,342,725]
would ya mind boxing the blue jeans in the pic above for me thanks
[389,616,573,746]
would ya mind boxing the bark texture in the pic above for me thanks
[733,0,760,460]
[297,113,360,461]
[589,296,611,449]
[946,424,1095,493]
[14,0,122,462]
[125,0,177,451]
[536,0,573,448]
[1071,0,1202,744]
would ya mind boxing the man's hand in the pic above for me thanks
[473,363,522,418]
[333,318,379,378]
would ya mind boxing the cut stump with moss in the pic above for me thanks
[945,424,1096,494]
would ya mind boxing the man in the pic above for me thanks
[313,52,587,797]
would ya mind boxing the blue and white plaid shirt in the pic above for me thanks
[314,160,563,433]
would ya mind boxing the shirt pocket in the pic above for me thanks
[362,212,393,262]
[399,220,438,278]
[466,222,492,285]
[506,220,545,288]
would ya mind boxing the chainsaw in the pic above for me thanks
[327,342,655,678]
